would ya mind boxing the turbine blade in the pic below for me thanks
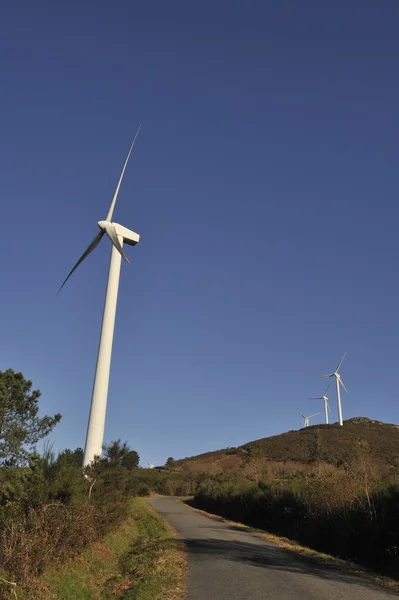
[106,125,141,222]
[105,224,130,263]
[57,230,104,295]
[339,377,348,393]
[320,374,333,379]
[309,397,323,400]
[335,352,347,373]
[327,401,332,413]
[324,384,331,396]
[310,413,320,418]
[300,413,306,418]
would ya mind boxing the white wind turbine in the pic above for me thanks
[310,384,331,425]
[146,460,155,469]
[300,412,319,428]
[58,126,141,467]
[320,353,347,427]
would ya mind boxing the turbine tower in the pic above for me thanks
[310,384,331,424]
[320,353,347,427]
[58,127,141,466]
[300,412,319,428]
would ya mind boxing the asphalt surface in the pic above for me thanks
[148,497,398,600]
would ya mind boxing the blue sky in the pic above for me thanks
[1,1,399,465]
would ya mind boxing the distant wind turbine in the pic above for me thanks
[320,353,347,427]
[310,384,331,424]
[146,461,155,469]
[58,126,142,466]
[300,412,320,428]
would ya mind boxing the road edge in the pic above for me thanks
[146,497,189,600]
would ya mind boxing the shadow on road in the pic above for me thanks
[143,535,398,596]
[185,537,399,595]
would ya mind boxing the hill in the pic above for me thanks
[176,418,399,475]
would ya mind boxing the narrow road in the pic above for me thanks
[149,497,398,600]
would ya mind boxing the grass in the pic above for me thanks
[17,498,186,600]
[183,500,399,594]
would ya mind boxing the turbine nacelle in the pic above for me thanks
[113,222,140,246]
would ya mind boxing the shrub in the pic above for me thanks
[0,439,142,595]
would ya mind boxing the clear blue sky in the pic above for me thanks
[1,1,399,465]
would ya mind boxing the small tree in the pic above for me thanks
[103,439,139,470]
[123,450,140,471]
[240,445,266,483]
[0,369,61,466]
[166,457,176,469]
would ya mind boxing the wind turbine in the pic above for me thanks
[300,412,319,428]
[146,461,155,469]
[58,126,142,467]
[320,353,347,427]
[310,384,331,425]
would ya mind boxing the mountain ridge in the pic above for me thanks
[175,417,399,474]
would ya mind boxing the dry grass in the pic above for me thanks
[0,500,99,597]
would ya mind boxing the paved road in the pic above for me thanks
[149,497,398,600]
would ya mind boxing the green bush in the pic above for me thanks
[0,439,143,595]
[136,483,150,496]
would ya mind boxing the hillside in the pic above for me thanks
[176,418,399,474]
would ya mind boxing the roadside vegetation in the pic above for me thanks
[188,440,399,579]
[0,369,185,599]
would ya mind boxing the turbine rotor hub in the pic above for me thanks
[98,220,110,230]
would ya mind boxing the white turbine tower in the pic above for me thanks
[320,353,347,427]
[310,384,331,425]
[58,126,141,467]
[300,412,319,428]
